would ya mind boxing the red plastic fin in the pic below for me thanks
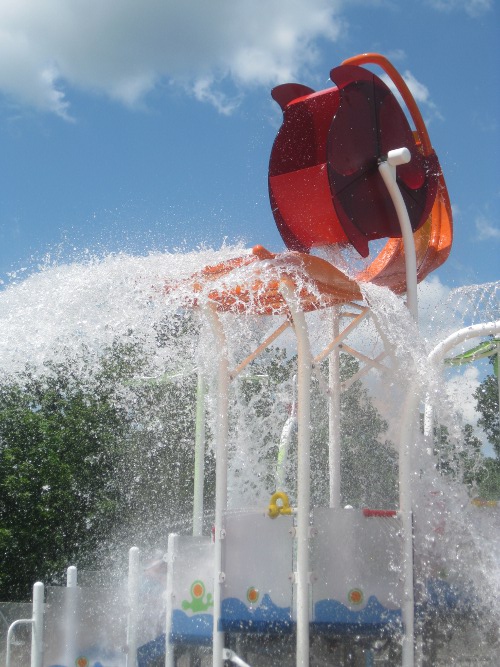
[362,509,398,518]
[271,83,315,110]
[252,245,276,260]
[327,64,439,257]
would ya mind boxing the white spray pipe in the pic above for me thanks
[205,305,230,667]
[6,583,44,667]
[31,581,44,667]
[65,566,78,667]
[379,146,420,667]
[328,307,342,508]
[424,320,500,440]
[193,369,207,537]
[378,148,418,322]
[66,565,77,588]
[398,385,418,667]
[126,547,140,667]
[164,533,177,667]
[280,280,312,667]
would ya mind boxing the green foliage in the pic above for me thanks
[475,458,500,500]
[118,373,215,545]
[0,312,216,600]
[432,365,500,499]
[474,374,500,458]
[310,354,398,509]
[0,362,128,601]
[432,422,483,487]
[269,353,398,509]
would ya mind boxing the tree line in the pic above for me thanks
[0,330,498,601]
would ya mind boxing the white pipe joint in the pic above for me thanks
[387,147,411,166]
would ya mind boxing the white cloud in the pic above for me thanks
[444,364,481,426]
[0,0,343,119]
[381,69,443,125]
[475,215,500,241]
[425,0,493,17]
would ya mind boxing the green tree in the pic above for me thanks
[267,353,398,509]
[310,354,399,508]
[474,373,499,458]
[0,361,128,600]
[473,364,500,499]
[0,329,215,600]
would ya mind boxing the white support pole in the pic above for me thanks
[193,369,206,537]
[31,581,44,667]
[206,305,230,667]
[65,566,78,667]
[328,307,342,508]
[126,547,140,667]
[398,387,418,667]
[378,148,418,323]
[164,533,177,667]
[280,280,312,667]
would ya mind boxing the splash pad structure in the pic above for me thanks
[3,54,499,667]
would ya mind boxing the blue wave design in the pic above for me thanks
[313,596,402,635]
[220,593,292,633]
[170,609,213,644]
[418,578,475,615]
[138,634,165,667]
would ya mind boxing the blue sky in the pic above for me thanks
[0,0,498,290]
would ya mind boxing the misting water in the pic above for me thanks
[0,248,499,666]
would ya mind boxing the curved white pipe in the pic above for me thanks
[425,320,500,440]
[428,321,500,366]
[378,150,418,322]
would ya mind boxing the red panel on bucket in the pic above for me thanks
[269,64,440,258]
[269,84,349,251]
[328,65,439,257]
